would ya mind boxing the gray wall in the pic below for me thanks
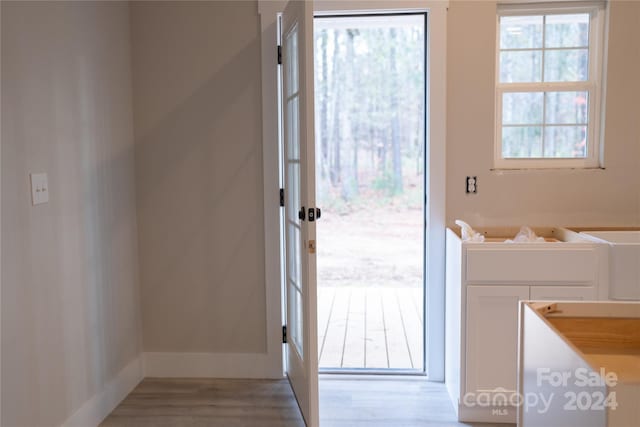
[130,1,267,353]
[446,0,640,227]
[1,2,141,425]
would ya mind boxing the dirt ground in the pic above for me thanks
[316,201,424,288]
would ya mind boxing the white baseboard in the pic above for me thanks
[143,352,282,379]
[62,356,143,427]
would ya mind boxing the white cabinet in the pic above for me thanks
[466,286,529,400]
[578,230,640,300]
[519,301,640,427]
[465,246,599,284]
[530,285,596,301]
[445,227,604,424]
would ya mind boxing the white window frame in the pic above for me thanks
[495,2,607,169]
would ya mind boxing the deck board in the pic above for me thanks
[342,288,366,368]
[318,287,335,360]
[381,288,413,369]
[397,288,424,370]
[365,288,388,368]
[319,286,423,370]
[319,288,351,368]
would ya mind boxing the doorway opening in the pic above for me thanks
[313,13,426,373]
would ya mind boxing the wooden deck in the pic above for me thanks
[318,287,423,371]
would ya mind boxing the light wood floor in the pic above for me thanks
[319,287,423,370]
[320,376,512,427]
[101,377,514,427]
[101,378,304,427]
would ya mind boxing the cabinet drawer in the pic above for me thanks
[530,285,596,300]
[466,246,598,284]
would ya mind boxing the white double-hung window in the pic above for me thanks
[495,2,607,169]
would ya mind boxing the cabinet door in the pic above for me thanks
[465,285,530,398]
[530,285,596,301]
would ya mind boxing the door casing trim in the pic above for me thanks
[258,0,448,382]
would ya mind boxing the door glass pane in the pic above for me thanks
[285,25,299,96]
[287,225,300,286]
[286,98,300,160]
[284,21,304,360]
[294,288,303,354]
[287,163,300,221]
[289,282,303,356]
[290,27,299,95]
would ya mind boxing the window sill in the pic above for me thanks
[490,166,606,174]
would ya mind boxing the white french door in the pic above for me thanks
[281,0,319,426]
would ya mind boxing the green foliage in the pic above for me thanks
[372,170,397,196]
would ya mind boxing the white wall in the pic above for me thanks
[130,1,268,355]
[1,2,142,426]
[446,0,640,228]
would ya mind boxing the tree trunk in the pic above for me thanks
[319,30,329,180]
[329,31,341,187]
[389,28,403,194]
[346,29,358,198]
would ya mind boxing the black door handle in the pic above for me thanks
[308,207,321,222]
[298,206,306,221]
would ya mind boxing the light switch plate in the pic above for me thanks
[30,173,49,205]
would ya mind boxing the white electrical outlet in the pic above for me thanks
[30,173,49,205]
[466,176,477,194]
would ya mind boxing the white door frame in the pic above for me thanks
[258,0,448,382]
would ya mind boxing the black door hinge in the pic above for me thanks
[282,325,287,343]
[277,45,282,65]
[279,188,285,207]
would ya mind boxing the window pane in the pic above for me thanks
[544,126,587,157]
[545,14,590,48]
[502,126,543,158]
[545,92,588,124]
[502,92,543,125]
[500,15,543,49]
[544,49,588,82]
[500,50,542,83]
